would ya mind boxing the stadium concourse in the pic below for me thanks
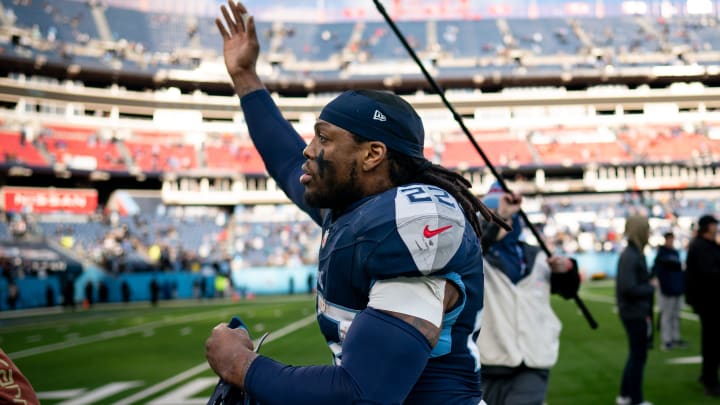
[0,0,719,310]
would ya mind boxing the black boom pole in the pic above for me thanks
[372,0,598,329]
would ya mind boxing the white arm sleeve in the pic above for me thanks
[368,276,446,328]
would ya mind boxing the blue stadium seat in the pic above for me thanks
[4,0,98,42]
[506,18,582,55]
[361,21,427,60]
[436,20,504,57]
[276,22,353,61]
[580,17,661,54]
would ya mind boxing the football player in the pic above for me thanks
[205,1,507,404]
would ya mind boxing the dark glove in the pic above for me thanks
[551,258,581,299]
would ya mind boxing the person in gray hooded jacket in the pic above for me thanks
[615,215,658,405]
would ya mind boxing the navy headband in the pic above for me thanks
[319,90,425,159]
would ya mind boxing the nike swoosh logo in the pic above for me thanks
[423,224,453,238]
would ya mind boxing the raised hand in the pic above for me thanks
[497,192,522,220]
[547,255,572,273]
[215,0,264,96]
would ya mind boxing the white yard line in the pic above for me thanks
[666,355,702,365]
[58,381,144,405]
[112,314,317,405]
[7,308,234,360]
[36,389,86,400]
[111,363,211,405]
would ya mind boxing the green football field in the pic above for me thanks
[1,282,714,404]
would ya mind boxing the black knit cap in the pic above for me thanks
[319,90,425,159]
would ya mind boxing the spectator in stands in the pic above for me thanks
[7,282,19,310]
[686,215,720,397]
[63,279,76,310]
[121,280,131,303]
[616,215,656,405]
[45,284,55,307]
[306,272,314,294]
[98,280,109,303]
[476,183,580,405]
[150,278,160,306]
[205,2,506,403]
[84,280,94,308]
[652,231,687,351]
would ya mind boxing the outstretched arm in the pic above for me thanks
[215,0,263,97]
[217,1,321,223]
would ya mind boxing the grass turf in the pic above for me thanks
[1,282,713,404]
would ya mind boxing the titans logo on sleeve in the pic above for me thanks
[314,183,485,397]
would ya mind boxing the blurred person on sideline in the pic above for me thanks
[0,348,39,405]
[616,215,656,405]
[652,231,686,351]
[205,1,507,403]
[685,214,720,397]
[476,183,580,405]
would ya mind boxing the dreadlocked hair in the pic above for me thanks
[385,148,510,238]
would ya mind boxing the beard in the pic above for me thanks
[303,162,364,210]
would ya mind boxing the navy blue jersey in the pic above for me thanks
[242,89,484,403]
[315,183,485,400]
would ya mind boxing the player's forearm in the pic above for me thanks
[240,89,322,224]
[244,308,430,404]
[244,358,359,405]
[231,71,264,98]
[219,347,258,389]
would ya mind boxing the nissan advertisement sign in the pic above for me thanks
[1,187,98,214]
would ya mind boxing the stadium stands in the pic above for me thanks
[125,139,197,173]
[618,125,720,163]
[203,141,267,174]
[276,22,354,61]
[533,141,632,165]
[580,16,662,53]
[658,16,720,51]
[0,130,48,167]
[7,2,719,83]
[360,21,427,60]
[2,113,719,175]
[41,125,126,171]
[436,19,504,58]
[506,18,582,55]
[6,0,98,43]
[2,2,720,311]
[442,136,535,168]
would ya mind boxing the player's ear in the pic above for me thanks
[362,141,387,171]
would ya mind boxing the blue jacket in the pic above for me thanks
[653,246,684,296]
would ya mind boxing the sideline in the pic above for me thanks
[111,313,318,405]
[0,295,313,321]
[7,308,237,360]
[0,306,63,320]
[0,295,314,334]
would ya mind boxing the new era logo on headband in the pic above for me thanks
[373,110,387,122]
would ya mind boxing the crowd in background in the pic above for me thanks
[0,190,717,282]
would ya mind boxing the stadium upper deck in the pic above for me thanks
[2,0,720,93]
[1,0,720,201]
